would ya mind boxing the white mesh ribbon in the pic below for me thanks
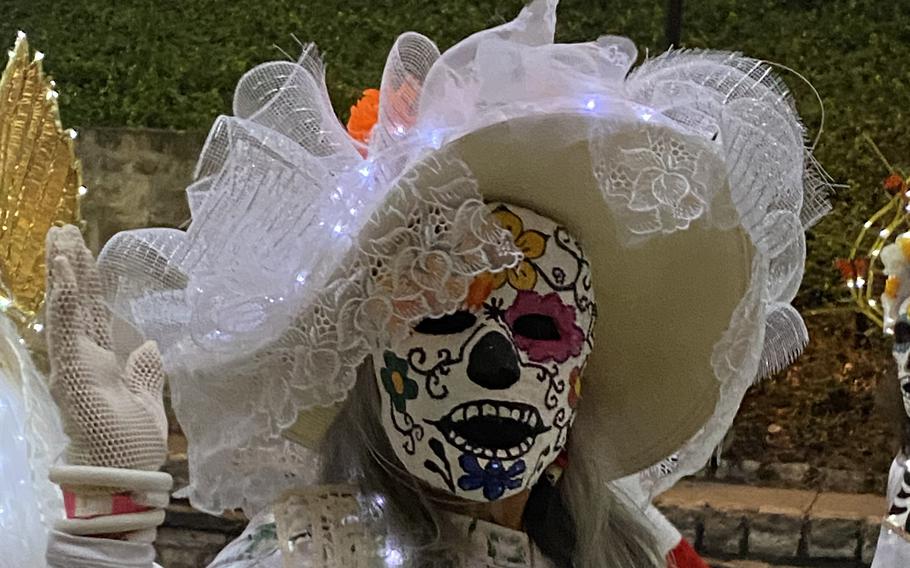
[99,0,829,513]
[99,37,521,512]
[624,52,831,496]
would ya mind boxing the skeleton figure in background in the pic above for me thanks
[872,241,910,567]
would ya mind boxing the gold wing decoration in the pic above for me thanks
[0,32,84,328]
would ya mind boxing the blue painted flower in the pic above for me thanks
[457,455,526,501]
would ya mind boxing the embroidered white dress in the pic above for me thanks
[47,510,555,568]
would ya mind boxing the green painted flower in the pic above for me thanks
[380,351,419,412]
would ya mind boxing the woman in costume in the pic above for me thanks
[41,1,828,566]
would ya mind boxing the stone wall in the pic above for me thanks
[77,127,204,253]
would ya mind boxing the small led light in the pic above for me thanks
[34,50,44,61]
[333,223,344,234]
[16,30,26,40]
[68,129,78,140]
[395,125,406,136]
[429,130,444,149]
[868,298,878,307]
[584,98,597,110]
[872,248,882,257]
[641,112,653,121]
[77,185,88,196]
[846,279,855,289]
[31,322,43,333]
[855,277,866,288]
[358,164,371,178]
[864,221,873,229]
[880,229,891,238]
[295,271,307,284]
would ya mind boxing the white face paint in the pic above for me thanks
[372,203,596,502]
[893,299,910,419]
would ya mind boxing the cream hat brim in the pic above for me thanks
[288,111,753,479]
[452,113,751,478]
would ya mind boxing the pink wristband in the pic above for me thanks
[63,489,152,519]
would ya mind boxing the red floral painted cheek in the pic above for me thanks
[503,290,586,364]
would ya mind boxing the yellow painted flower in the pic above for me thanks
[486,206,548,291]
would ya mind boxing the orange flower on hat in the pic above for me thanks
[347,88,380,144]
[484,206,548,291]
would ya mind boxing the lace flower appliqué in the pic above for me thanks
[596,128,710,238]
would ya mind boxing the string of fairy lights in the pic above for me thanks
[837,136,910,330]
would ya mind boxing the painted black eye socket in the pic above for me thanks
[414,310,477,335]
[896,321,910,345]
[511,314,561,341]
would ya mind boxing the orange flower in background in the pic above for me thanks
[834,257,868,282]
[884,173,907,196]
[347,88,380,144]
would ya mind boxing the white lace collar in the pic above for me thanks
[446,512,553,567]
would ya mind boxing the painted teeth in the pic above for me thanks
[438,402,546,459]
[441,427,538,459]
[450,403,541,426]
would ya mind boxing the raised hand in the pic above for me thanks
[45,225,168,471]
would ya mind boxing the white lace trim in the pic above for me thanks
[621,51,831,497]
[272,485,550,567]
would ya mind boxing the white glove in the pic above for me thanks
[45,225,168,471]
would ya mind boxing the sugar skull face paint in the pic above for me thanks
[373,203,596,502]
[892,299,910,419]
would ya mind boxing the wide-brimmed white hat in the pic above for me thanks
[99,0,829,514]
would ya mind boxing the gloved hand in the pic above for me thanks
[45,225,172,539]
[45,224,168,470]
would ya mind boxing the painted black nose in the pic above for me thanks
[467,331,520,390]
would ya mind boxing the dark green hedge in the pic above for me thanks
[8,0,910,308]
